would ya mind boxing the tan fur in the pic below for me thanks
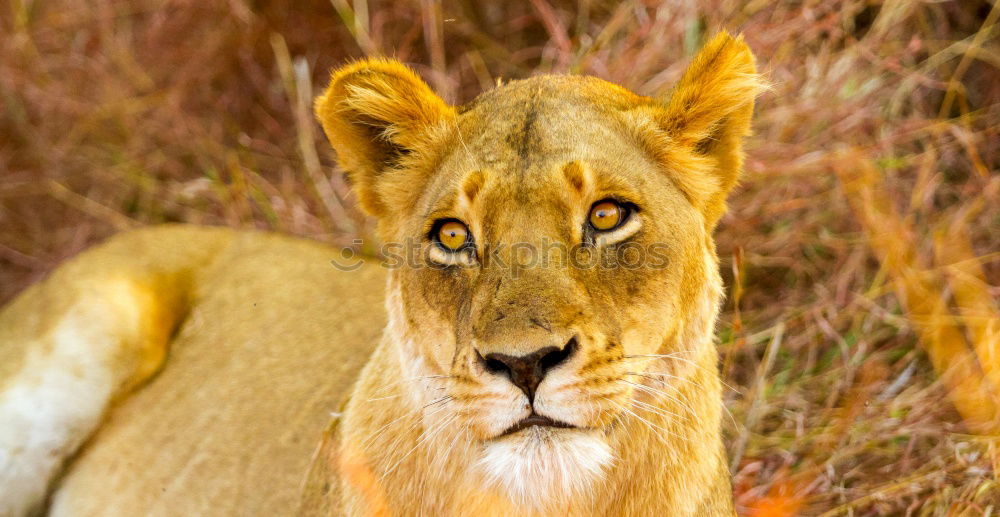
[308,31,762,515]
[0,227,386,515]
[0,32,760,516]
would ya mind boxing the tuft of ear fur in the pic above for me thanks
[645,32,765,226]
[314,59,455,217]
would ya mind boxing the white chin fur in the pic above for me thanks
[477,428,613,512]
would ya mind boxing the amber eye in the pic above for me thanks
[436,220,470,251]
[589,201,624,231]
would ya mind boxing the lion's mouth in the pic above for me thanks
[500,412,575,436]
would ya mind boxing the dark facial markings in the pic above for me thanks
[500,87,541,180]
[515,101,539,173]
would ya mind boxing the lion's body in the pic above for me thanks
[0,226,385,515]
[0,32,761,516]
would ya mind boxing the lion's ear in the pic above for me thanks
[314,59,454,217]
[654,32,764,226]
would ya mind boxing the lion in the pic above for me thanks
[0,32,761,516]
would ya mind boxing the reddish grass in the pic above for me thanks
[2,0,998,514]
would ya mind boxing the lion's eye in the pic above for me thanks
[436,220,470,251]
[589,201,624,231]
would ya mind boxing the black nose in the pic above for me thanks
[480,338,578,403]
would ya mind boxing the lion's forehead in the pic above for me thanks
[454,78,636,164]
[458,74,642,115]
[414,76,659,222]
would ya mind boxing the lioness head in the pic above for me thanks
[317,32,761,511]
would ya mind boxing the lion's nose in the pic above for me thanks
[479,337,578,403]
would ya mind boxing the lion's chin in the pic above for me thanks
[477,427,613,511]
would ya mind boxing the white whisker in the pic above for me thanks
[628,397,689,423]
[603,397,690,446]
[622,354,737,392]
[369,374,454,395]
[625,372,738,429]
[621,380,702,423]
[382,413,457,477]
[362,399,450,449]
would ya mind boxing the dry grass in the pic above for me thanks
[1,0,998,514]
